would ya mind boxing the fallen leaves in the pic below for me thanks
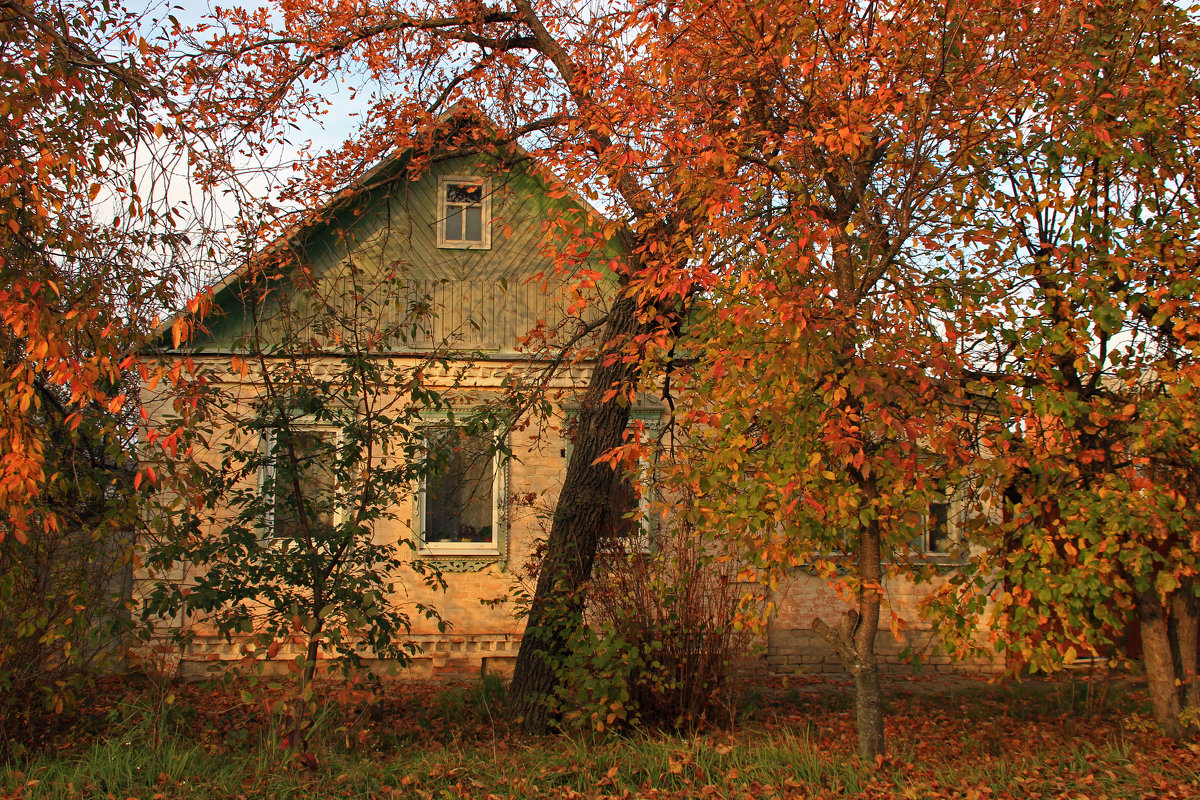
[3,674,1198,800]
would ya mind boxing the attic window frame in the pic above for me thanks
[436,175,492,250]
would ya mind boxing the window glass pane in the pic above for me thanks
[926,502,951,553]
[444,207,463,241]
[464,205,483,242]
[273,429,335,539]
[447,183,482,204]
[600,474,644,553]
[424,428,494,544]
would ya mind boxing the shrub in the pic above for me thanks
[0,416,135,758]
[553,516,755,732]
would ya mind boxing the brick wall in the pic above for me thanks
[137,355,1003,680]
[764,571,1003,676]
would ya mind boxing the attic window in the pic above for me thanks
[437,176,491,250]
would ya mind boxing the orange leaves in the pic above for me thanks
[171,316,189,348]
[133,466,157,492]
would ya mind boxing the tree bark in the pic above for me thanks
[852,519,885,762]
[812,519,886,763]
[1170,588,1199,717]
[303,634,320,685]
[508,290,644,732]
[1138,590,1183,739]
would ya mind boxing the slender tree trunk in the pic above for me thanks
[1138,590,1183,739]
[303,635,320,685]
[508,291,644,732]
[852,520,885,762]
[813,519,886,764]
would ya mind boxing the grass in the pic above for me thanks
[2,673,1197,799]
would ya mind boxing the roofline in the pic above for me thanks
[154,101,615,342]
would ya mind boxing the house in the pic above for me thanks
[137,108,613,678]
[137,109,1003,680]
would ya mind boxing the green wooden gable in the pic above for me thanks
[177,151,610,357]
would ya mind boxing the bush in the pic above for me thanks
[0,499,133,758]
[0,394,136,759]
[552,518,755,732]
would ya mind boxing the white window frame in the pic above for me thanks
[415,425,507,557]
[436,175,492,250]
[918,491,968,560]
[626,411,664,554]
[259,424,344,542]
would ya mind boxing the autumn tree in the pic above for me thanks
[0,0,197,736]
[162,0,694,734]
[633,0,1116,760]
[140,255,447,687]
[928,0,1200,739]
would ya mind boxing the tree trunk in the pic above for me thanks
[1138,590,1183,739]
[1170,587,1199,718]
[508,291,644,733]
[813,519,886,763]
[303,635,320,685]
[852,519,885,762]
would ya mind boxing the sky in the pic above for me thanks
[131,0,376,298]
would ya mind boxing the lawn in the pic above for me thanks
[2,673,1197,799]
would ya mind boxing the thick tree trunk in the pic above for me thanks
[1170,588,1199,717]
[508,291,644,733]
[1138,590,1183,739]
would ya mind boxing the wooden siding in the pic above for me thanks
[196,155,602,355]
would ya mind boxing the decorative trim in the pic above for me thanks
[423,557,501,573]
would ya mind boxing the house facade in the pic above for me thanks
[137,122,1002,680]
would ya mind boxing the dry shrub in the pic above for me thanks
[554,511,756,732]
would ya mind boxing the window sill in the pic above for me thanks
[417,550,503,573]
[914,554,969,568]
[419,545,502,558]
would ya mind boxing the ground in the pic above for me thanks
[1,672,1197,799]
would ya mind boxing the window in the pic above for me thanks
[922,502,952,553]
[436,176,491,249]
[919,498,966,558]
[563,409,662,555]
[418,426,502,554]
[261,426,340,541]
